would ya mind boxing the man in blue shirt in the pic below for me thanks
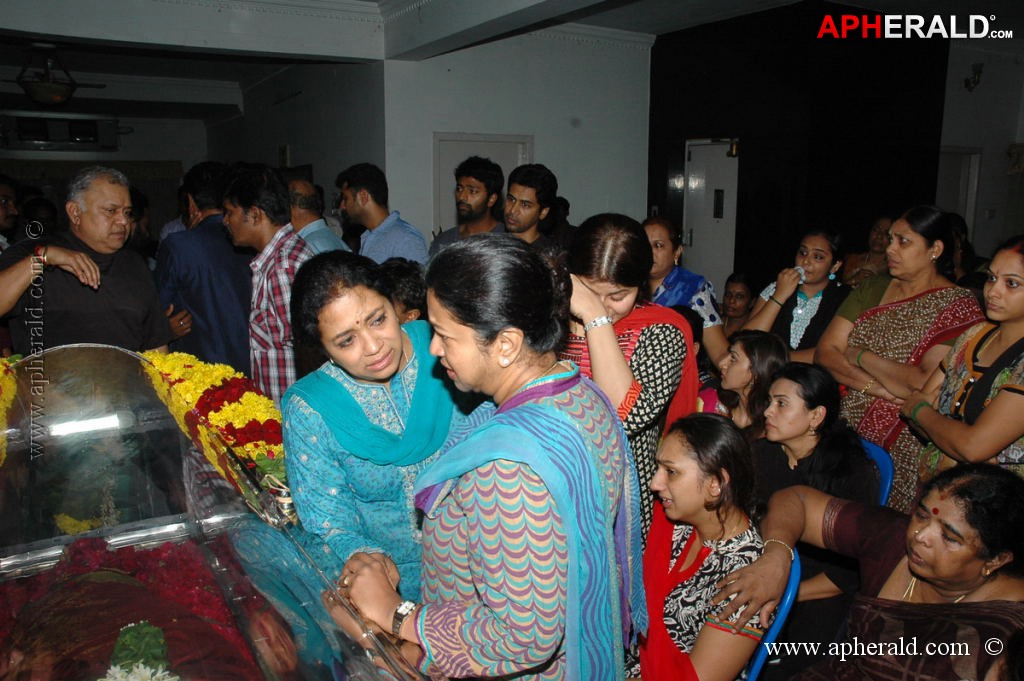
[288,178,349,255]
[156,162,254,373]
[336,163,427,265]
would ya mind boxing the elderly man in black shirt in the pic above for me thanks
[0,166,171,355]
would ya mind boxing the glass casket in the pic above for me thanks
[0,345,423,680]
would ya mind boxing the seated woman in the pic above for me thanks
[721,272,756,338]
[716,464,1024,681]
[755,362,878,680]
[841,215,891,287]
[744,229,849,363]
[283,251,485,602]
[344,235,646,680]
[816,205,983,512]
[635,413,767,680]
[644,215,729,364]
[909,234,1024,481]
[562,213,698,536]
[699,329,788,440]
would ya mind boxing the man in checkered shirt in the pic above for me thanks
[222,164,313,405]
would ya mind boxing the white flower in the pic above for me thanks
[99,663,181,681]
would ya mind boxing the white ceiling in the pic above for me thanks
[0,0,1021,120]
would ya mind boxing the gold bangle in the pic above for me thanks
[861,378,876,394]
[763,538,794,562]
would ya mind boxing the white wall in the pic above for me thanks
[207,62,386,191]
[939,43,1024,255]
[383,25,653,237]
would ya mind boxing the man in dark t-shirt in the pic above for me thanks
[0,166,171,355]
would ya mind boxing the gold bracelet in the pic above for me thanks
[861,378,876,394]
[763,538,794,562]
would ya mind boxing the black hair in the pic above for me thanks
[900,205,956,281]
[507,164,557,210]
[289,180,324,214]
[725,271,754,292]
[569,213,653,303]
[769,362,872,496]
[921,464,1024,578]
[642,215,682,250]
[222,163,291,226]
[666,413,759,522]
[426,234,569,353]
[378,257,426,318]
[0,173,16,192]
[290,250,387,347]
[455,156,504,199]
[182,161,228,212]
[800,228,845,266]
[718,330,789,439]
[336,163,388,208]
[994,234,1024,259]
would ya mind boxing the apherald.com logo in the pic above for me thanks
[817,15,1013,39]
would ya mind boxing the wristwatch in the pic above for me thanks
[583,315,613,333]
[391,600,418,637]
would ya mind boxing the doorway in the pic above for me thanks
[433,133,532,239]
[681,139,739,292]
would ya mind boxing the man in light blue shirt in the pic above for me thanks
[336,163,427,265]
[288,178,349,255]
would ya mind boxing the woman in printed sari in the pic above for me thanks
[283,251,485,602]
[816,206,982,512]
[561,213,698,538]
[907,234,1024,481]
[343,235,646,680]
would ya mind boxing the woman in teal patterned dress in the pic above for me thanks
[344,236,646,680]
[907,234,1024,481]
[282,251,485,602]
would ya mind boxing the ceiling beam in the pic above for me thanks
[1,0,385,62]
[379,0,611,60]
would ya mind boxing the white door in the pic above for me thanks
[681,140,739,293]
[433,133,533,239]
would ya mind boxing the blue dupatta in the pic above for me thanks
[284,320,455,466]
[415,368,647,680]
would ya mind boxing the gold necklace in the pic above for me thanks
[902,575,985,604]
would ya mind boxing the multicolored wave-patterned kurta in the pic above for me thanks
[413,366,646,680]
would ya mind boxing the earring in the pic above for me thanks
[828,272,836,281]
[931,255,938,262]
[499,358,510,367]
[982,567,992,577]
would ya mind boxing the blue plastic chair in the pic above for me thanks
[744,549,802,681]
[860,438,894,505]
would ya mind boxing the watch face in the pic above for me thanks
[397,601,416,616]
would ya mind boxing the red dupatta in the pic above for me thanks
[561,302,698,436]
[638,504,702,680]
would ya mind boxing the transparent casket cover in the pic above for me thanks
[0,345,422,680]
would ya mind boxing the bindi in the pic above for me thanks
[932,507,940,515]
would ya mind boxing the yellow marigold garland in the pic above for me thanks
[0,357,17,469]
[141,352,285,491]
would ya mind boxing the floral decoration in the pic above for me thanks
[0,538,254,663]
[141,352,285,490]
[0,356,17,468]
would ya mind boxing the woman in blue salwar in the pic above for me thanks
[283,250,485,602]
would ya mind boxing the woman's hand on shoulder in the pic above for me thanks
[712,547,792,631]
[774,268,802,301]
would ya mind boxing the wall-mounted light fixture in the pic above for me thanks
[964,63,983,92]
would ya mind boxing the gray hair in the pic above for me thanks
[67,166,129,208]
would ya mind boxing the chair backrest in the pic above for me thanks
[859,437,894,505]
[744,549,802,681]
